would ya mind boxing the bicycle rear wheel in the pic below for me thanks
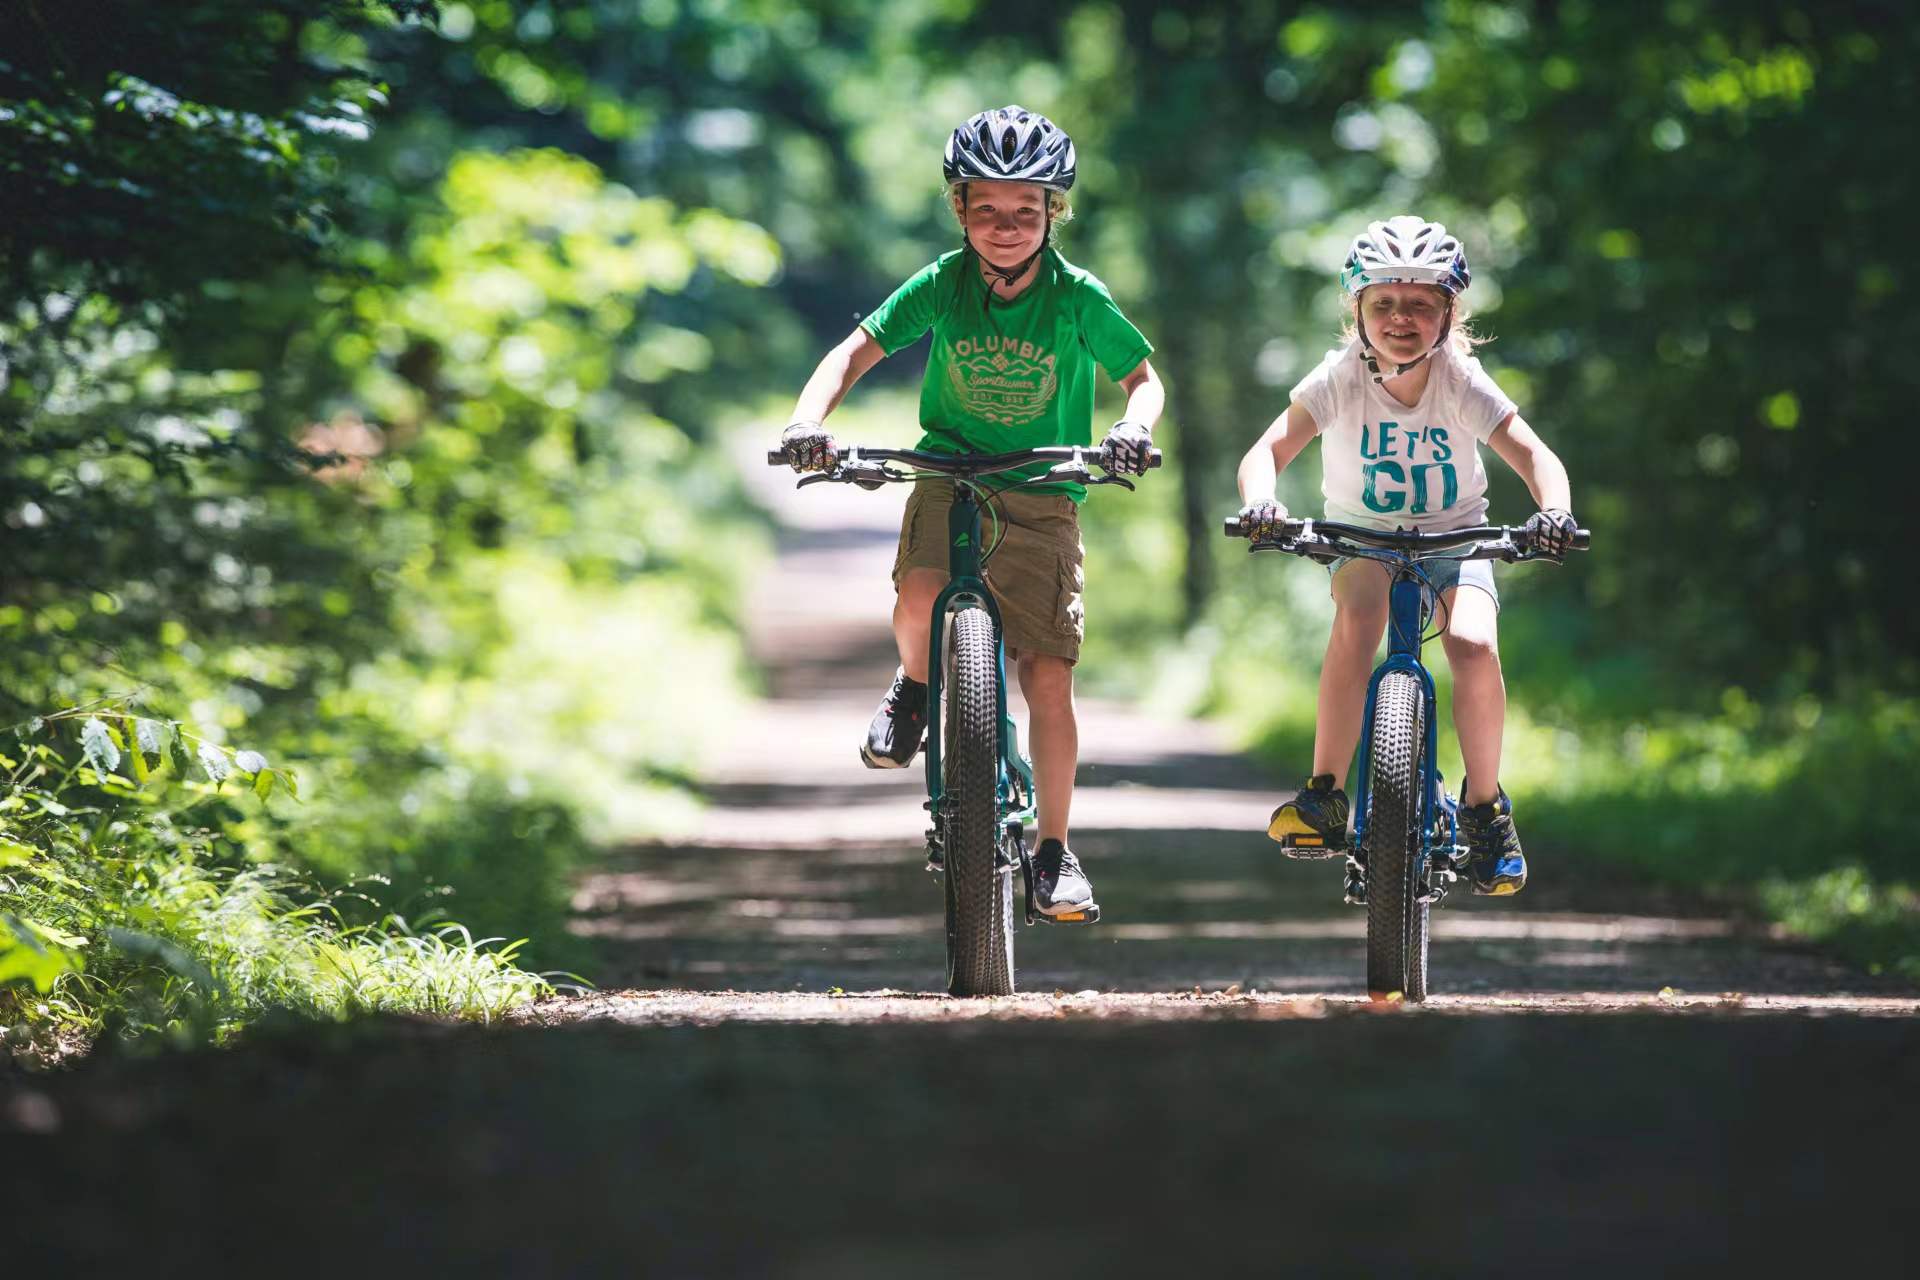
[1364,670,1430,1001]
[941,606,1015,996]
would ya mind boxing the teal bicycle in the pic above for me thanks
[770,442,1158,995]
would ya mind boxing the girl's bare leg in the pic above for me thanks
[1440,584,1504,806]
[1312,561,1390,788]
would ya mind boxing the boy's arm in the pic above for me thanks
[791,327,887,424]
[781,327,886,471]
[1098,358,1164,475]
[1486,413,1572,512]
[1237,402,1318,507]
[1115,359,1164,430]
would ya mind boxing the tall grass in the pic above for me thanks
[2,725,562,1067]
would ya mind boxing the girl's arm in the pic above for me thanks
[1116,359,1165,430]
[1236,402,1319,508]
[790,327,887,423]
[1486,413,1572,512]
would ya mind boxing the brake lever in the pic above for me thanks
[796,473,834,489]
[1087,474,1136,491]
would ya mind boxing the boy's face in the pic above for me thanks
[1359,283,1450,363]
[962,180,1048,269]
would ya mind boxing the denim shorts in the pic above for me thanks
[1327,553,1499,610]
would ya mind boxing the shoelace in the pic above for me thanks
[1464,809,1518,854]
[1038,846,1080,881]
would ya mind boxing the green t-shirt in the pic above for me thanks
[859,248,1153,501]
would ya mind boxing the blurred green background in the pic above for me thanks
[4,0,1915,1037]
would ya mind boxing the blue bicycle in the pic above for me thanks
[771,442,1158,995]
[1224,515,1589,1000]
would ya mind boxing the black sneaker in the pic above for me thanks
[860,668,927,769]
[1032,838,1097,918]
[1461,786,1527,896]
[1268,773,1350,850]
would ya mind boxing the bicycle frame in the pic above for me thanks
[919,482,1036,837]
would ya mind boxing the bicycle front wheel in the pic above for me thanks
[941,606,1015,996]
[1364,670,1430,1001]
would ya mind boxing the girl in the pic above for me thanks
[1236,216,1578,896]
[779,105,1164,920]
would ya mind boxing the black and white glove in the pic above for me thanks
[1238,499,1296,542]
[1099,420,1155,476]
[1522,507,1578,561]
[780,420,837,473]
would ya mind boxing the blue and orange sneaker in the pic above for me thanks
[1268,773,1350,854]
[1462,785,1527,896]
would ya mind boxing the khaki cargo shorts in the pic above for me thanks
[891,480,1085,663]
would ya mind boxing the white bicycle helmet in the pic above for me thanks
[1340,216,1471,296]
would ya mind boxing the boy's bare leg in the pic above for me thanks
[1016,651,1077,844]
[893,568,947,681]
[1440,585,1504,806]
[1312,560,1390,788]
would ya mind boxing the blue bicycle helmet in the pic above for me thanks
[943,105,1076,192]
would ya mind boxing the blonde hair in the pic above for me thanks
[1341,286,1487,359]
[946,183,1073,244]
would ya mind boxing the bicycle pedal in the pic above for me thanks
[1031,904,1101,926]
[1274,832,1348,860]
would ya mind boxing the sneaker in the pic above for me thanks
[1461,785,1527,896]
[860,668,927,769]
[1268,773,1350,848]
[1031,838,1096,917]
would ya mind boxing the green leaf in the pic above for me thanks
[80,717,121,774]
[167,726,193,779]
[197,742,231,783]
[127,729,151,786]
[253,768,275,800]
[0,837,37,869]
[234,748,268,775]
[0,914,85,993]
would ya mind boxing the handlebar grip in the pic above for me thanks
[1223,516,1244,538]
[766,448,787,466]
[1147,448,1163,469]
[1573,528,1591,551]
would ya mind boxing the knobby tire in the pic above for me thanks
[1365,671,1430,1001]
[942,607,1015,996]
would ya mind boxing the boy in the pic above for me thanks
[780,105,1163,918]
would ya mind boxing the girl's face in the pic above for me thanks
[961,180,1048,269]
[1360,284,1450,363]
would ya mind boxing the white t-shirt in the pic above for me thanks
[1289,340,1517,530]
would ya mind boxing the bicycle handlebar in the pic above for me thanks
[766,443,1162,479]
[1221,514,1591,559]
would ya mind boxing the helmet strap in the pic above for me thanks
[966,206,1052,311]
